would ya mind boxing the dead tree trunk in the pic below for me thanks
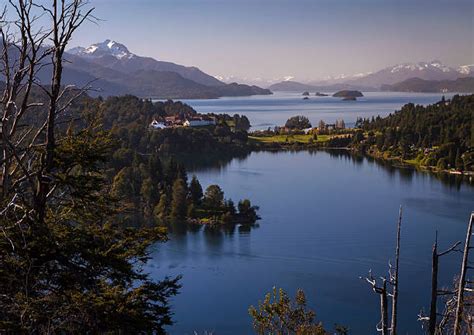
[365,272,389,335]
[429,238,439,335]
[390,206,402,335]
[381,279,389,335]
[454,212,474,335]
[363,208,405,335]
[426,233,461,335]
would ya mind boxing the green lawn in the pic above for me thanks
[249,134,330,144]
[225,120,236,127]
[404,158,419,165]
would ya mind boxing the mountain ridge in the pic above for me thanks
[381,77,474,93]
[61,40,271,98]
[269,60,474,92]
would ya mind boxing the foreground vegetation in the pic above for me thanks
[0,2,184,332]
[0,1,258,333]
[249,288,329,335]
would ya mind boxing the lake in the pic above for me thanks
[146,150,473,335]
[179,91,457,130]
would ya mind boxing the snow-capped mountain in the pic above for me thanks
[307,72,373,86]
[68,39,225,87]
[214,74,298,86]
[69,40,134,59]
[458,64,474,75]
[60,39,271,98]
[389,60,451,73]
[269,60,474,92]
[341,60,472,88]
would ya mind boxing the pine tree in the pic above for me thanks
[455,149,464,171]
[225,199,236,215]
[155,191,170,222]
[204,185,224,209]
[165,158,178,186]
[141,177,159,207]
[189,175,203,205]
[177,163,188,185]
[187,202,196,218]
[147,154,163,184]
[112,167,134,199]
[170,178,188,220]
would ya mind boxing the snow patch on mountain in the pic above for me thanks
[458,64,474,75]
[69,39,134,59]
[353,72,373,78]
[213,75,298,86]
[389,61,454,74]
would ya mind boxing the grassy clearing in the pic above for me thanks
[249,134,330,144]
[225,120,236,127]
[403,158,419,165]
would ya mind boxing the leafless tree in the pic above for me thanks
[364,271,389,335]
[454,212,474,335]
[0,0,95,330]
[364,208,473,335]
[0,0,94,224]
[418,232,461,335]
[389,206,402,335]
[363,206,403,335]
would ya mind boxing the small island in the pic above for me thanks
[333,90,364,99]
[315,92,329,96]
[302,91,310,96]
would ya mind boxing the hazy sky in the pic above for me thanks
[69,0,473,81]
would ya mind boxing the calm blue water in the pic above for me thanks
[147,151,473,335]
[180,91,457,129]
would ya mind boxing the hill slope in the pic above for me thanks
[61,40,272,98]
[343,61,473,89]
[381,77,474,93]
[352,94,473,172]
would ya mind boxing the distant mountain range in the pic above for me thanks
[269,61,474,92]
[268,81,374,92]
[59,40,271,99]
[5,41,473,96]
[381,77,474,93]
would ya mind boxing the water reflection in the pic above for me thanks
[164,219,259,248]
[184,147,473,188]
[152,149,473,335]
[162,150,252,172]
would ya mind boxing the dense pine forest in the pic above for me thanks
[352,94,473,172]
[76,96,259,227]
[96,95,250,156]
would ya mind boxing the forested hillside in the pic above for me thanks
[352,94,473,171]
[73,95,257,226]
[381,77,474,93]
[90,95,251,156]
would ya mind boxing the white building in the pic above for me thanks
[183,118,216,127]
[149,119,167,129]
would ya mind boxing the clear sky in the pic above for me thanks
[70,0,473,81]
